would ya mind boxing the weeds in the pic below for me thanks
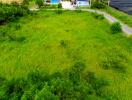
[0,62,110,99]
[91,12,104,20]
[59,40,68,48]
[101,50,127,73]
[110,22,122,34]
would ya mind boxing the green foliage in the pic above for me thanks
[91,2,106,9]
[59,40,68,48]
[0,64,110,99]
[0,28,7,37]
[55,9,63,14]
[35,0,44,7]
[104,7,132,27]
[14,24,21,30]
[0,78,27,100]
[0,3,29,24]
[91,12,104,20]
[101,50,127,73]
[110,22,122,34]
[58,3,62,9]
[43,4,58,9]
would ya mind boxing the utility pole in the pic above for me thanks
[108,0,110,6]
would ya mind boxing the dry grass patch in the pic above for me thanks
[0,0,22,3]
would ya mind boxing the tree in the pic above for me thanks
[36,0,44,7]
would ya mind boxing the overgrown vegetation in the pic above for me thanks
[0,62,110,99]
[103,7,132,27]
[0,3,29,24]
[91,1,106,9]
[35,0,44,7]
[110,22,122,34]
[91,12,104,20]
[58,3,62,9]
[0,10,132,99]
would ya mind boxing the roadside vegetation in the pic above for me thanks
[104,7,132,27]
[91,0,132,27]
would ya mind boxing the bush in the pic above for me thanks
[91,2,106,9]
[0,28,7,37]
[36,0,44,7]
[85,72,110,96]
[91,12,104,20]
[58,3,62,9]
[0,3,29,24]
[110,22,122,34]
[0,64,111,100]
[1,78,27,100]
[59,40,68,48]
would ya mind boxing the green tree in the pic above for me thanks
[35,0,44,7]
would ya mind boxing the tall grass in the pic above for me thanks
[0,10,132,99]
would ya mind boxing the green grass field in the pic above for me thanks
[0,10,132,99]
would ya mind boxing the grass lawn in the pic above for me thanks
[0,10,132,99]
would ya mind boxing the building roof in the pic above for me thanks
[110,0,132,14]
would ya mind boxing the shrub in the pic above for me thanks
[101,57,126,73]
[0,67,111,99]
[36,0,44,7]
[59,40,68,48]
[58,3,62,9]
[0,3,29,24]
[16,37,26,42]
[0,76,5,85]
[110,22,122,34]
[13,23,21,30]
[85,72,110,96]
[101,49,127,73]
[0,28,7,37]
[91,12,104,20]
[91,2,106,9]
[73,61,86,72]
[35,84,59,100]
[1,78,27,100]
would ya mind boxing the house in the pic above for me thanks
[76,0,90,6]
[110,0,132,14]
[45,0,90,6]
